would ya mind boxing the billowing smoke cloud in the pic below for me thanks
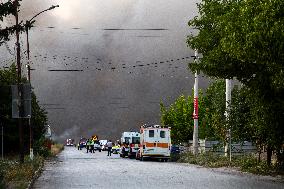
[0,0,208,142]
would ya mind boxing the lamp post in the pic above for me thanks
[25,5,59,81]
[25,5,59,160]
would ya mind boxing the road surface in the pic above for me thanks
[33,147,283,189]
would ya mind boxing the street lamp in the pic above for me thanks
[25,5,59,81]
[25,5,59,160]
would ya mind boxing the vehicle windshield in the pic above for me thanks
[95,140,100,144]
[132,137,140,144]
[124,137,131,144]
[80,138,87,143]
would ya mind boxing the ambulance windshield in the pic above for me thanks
[125,137,131,144]
[132,137,140,144]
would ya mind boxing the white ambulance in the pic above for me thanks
[120,132,140,158]
[137,124,171,161]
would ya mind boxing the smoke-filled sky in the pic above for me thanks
[0,0,209,142]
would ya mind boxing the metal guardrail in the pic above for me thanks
[184,140,257,155]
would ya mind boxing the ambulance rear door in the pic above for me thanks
[143,128,157,156]
[155,128,170,156]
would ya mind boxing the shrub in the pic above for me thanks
[178,152,283,176]
[33,137,51,157]
[179,152,231,167]
[170,154,180,162]
[0,155,44,189]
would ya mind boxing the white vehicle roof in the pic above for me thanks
[121,132,140,137]
[99,140,108,145]
[141,124,170,129]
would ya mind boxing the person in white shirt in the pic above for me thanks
[107,140,113,156]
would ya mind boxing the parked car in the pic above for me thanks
[99,140,108,151]
[94,140,102,152]
[112,145,120,154]
[170,145,181,154]
[78,138,87,150]
[101,145,107,151]
[66,139,74,146]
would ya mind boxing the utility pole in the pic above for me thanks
[1,122,3,160]
[14,0,25,163]
[192,50,199,155]
[24,4,59,160]
[28,117,33,160]
[25,22,33,160]
[225,79,232,161]
[26,22,31,82]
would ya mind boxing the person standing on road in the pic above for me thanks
[90,139,95,153]
[107,140,113,156]
[86,139,90,153]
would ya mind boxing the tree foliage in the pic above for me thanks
[160,90,208,144]
[187,0,284,164]
[0,0,17,20]
[204,80,226,141]
[188,0,283,86]
[0,0,26,46]
[0,65,48,155]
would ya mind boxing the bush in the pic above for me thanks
[0,156,44,189]
[170,154,180,162]
[234,155,275,175]
[51,143,64,156]
[178,152,231,167]
[178,152,283,176]
[33,137,51,157]
[0,160,6,188]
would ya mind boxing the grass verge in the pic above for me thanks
[0,156,44,189]
[51,143,64,156]
[0,143,64,189]
[178,152,284,176]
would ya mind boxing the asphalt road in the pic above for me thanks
[33,147,284,189]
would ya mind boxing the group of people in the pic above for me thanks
[77,138,97,153]
[85,139,114,156]
[77,139,114,156]
[86,139,95,153]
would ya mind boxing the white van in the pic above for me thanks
[99,140,108,151]
[120,132,140,158]
[137,124,171,161]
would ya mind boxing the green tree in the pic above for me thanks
[0,0,26,46]
[160,90,207,144]
[187,0,284,165]
[160,95,193,144]
[229,85,267,162]
[204,80,226,141]
[0,65,48,155]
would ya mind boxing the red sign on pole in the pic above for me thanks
[193,97,198,119]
